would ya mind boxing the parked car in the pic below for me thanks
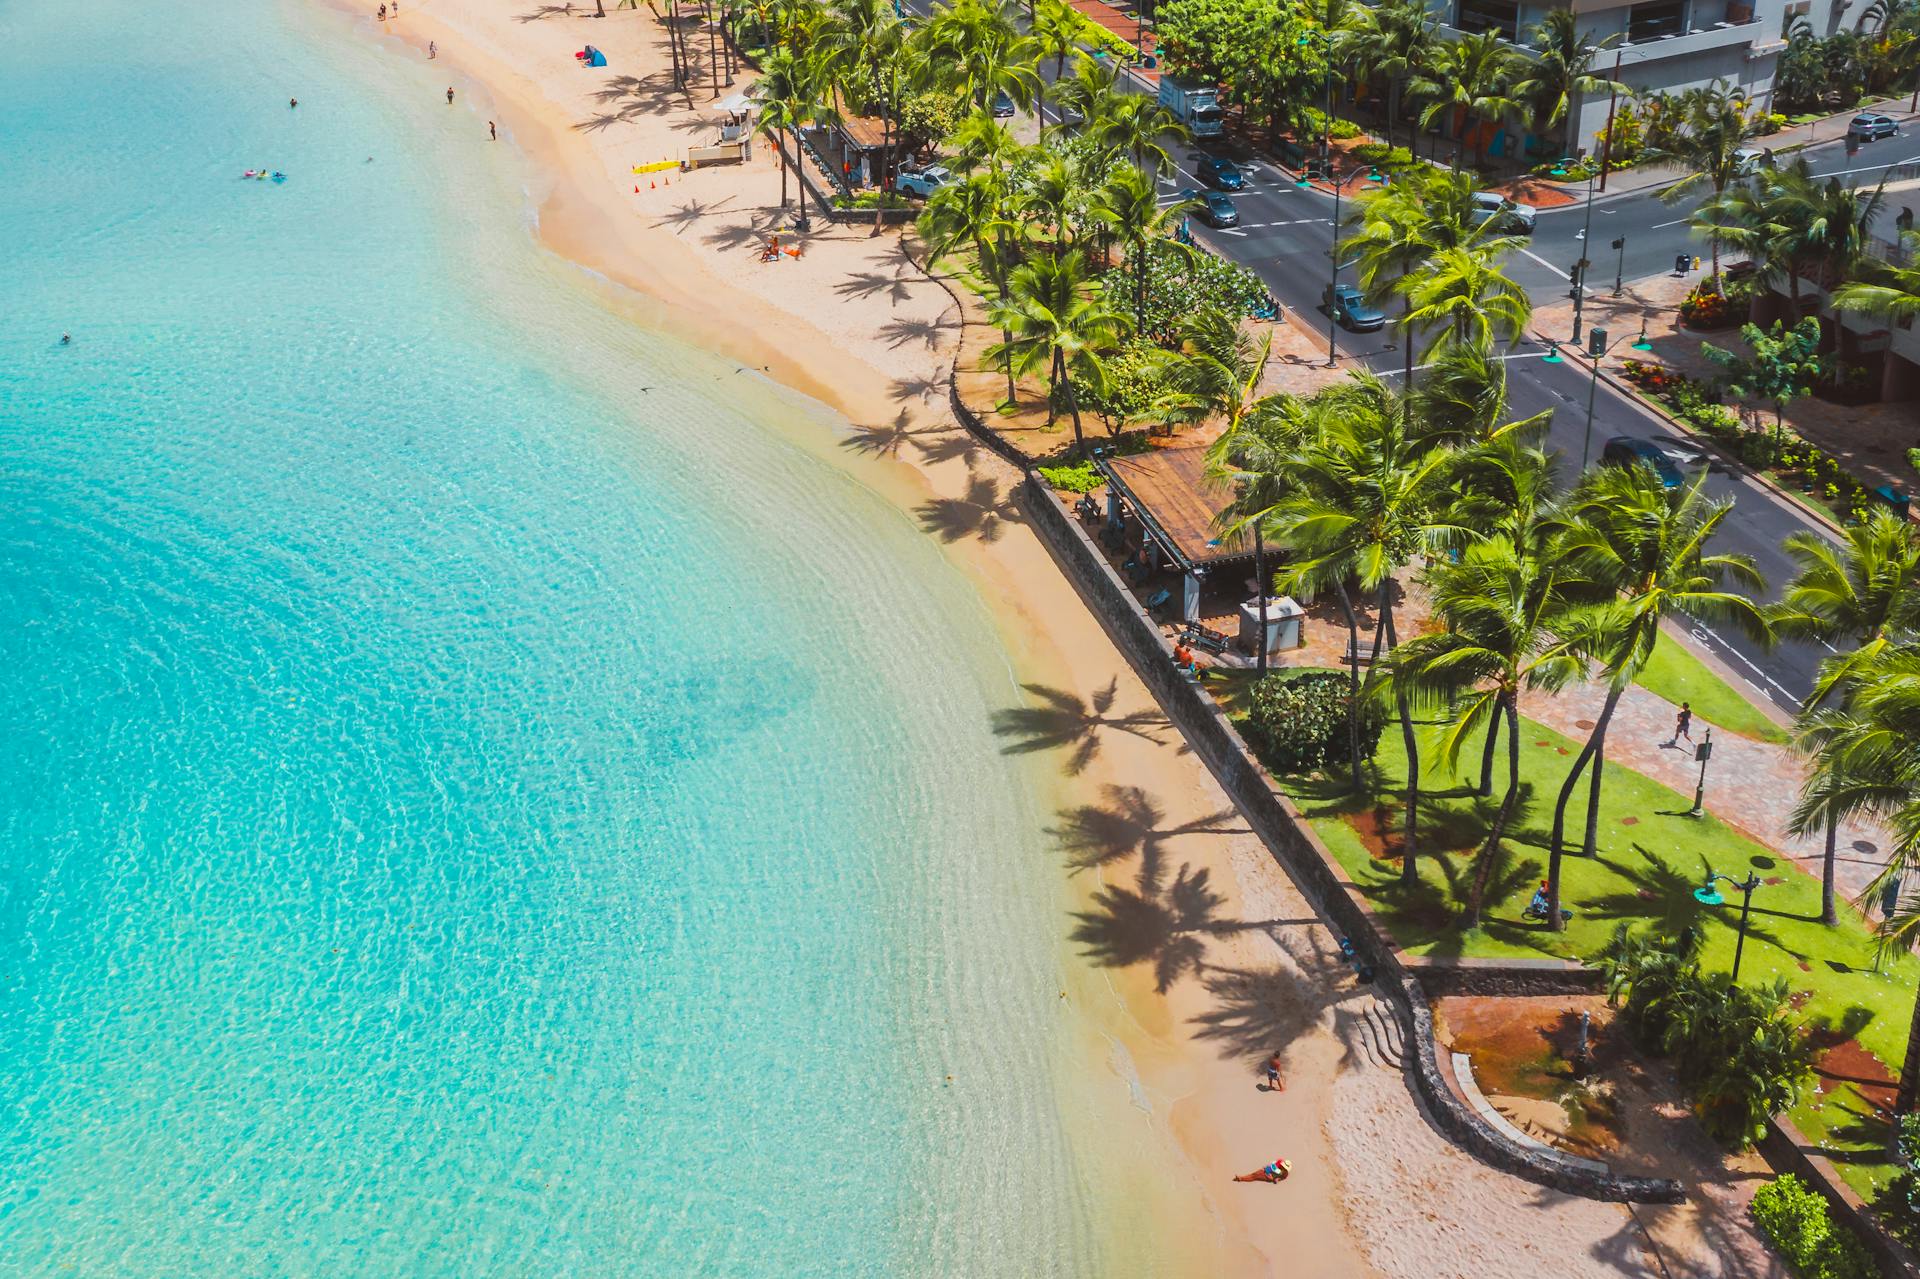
[1849,112,1898,142]
[1197,154,1247,191]
[894,165,952,198]
[1469,190,1537,234]
[1323,283,1386,332]
[1179,188,1240,228]
[991,91,1016,118]
[1601,436,1686,488]
[1732,146,1770,177]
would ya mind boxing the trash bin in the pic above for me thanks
[1237,595,1305,656]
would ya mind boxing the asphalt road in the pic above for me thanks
[886,6,1913,711]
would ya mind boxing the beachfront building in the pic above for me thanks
[1421,0,1809,160]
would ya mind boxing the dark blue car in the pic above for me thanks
[1197,154,1246,191]
[1601,436,1685,488]
[1179,188,1240,228]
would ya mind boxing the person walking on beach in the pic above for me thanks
[446,86,455,105]
[1669,702,1694,748]
[429,40,436,58]
[489,120,497,141]
[377,3,386,18]
[1263,1053,1284,1093]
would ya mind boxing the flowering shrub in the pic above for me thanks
[1680,282,1737,329]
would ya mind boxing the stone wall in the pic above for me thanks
[1410,957,1604,999]
[1016,474,1684,1205]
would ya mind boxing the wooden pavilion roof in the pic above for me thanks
[1102,445,1250,568]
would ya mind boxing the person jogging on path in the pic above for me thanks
[1670,702,1694,747]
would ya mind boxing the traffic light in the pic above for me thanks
[1610,237,1624,251]
[1588,328,1607,357]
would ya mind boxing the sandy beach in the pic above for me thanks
[309,2,1760,1272]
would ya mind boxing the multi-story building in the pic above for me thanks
[1435,0,1813,159]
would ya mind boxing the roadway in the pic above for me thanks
[887,0,1915,710]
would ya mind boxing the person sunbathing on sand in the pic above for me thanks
[1234,1157,1290,1184]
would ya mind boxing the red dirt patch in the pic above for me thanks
[1813,1039,1899,1115]
[1620,816,1640,826]
[1485,176,1580,209]
[1346,805,1405,862]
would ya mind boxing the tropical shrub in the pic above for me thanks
[1750,1174,1877,1279]
[1038,461,1104,493]
[1328,117,1363,141]
[1906,447,1920,476]
[1680,281,1737,329]
[1594,100,1646,167]
[1880,1113,1920,1246]
[1596,926,1814,1148]
[1127,239,1269,347]
[1245,669,1383,774]
[1352,141,1391,165]
[1080,341,1169,434]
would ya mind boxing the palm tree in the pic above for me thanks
[1513,11,1623,146]
[985,251,1126,453]
[1029,0,1085,132]
[1774,509,1920,923]
[923,0,1039,113]
[1210,399,1313,680]
[1158,306,1276,437]
[1342,169,1526,381]
[1645,81,1768,278]
[1410,338,1553,447]
[921,168,1020,400]
[1414,30,1526,167]
[1696,160,1818,314]
[1393,454,1583,927]
[751,54,806,209]
[1800,645,1920,1108]
[1835,229,1920,323]
[1403,246,1533,357]
[1347,0,1436,149]
[1088,92,1186,176]
[1543,464,1769,926]
[1266,374,1466,878]
[1093,165,1189,328]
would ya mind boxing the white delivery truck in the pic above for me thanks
[1157,77,1224,139]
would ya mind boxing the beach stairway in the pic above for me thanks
[1349,995,1406,1073]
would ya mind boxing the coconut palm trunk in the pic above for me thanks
[1332,578,1366,783]
[1463,692,1521,927]
[1478,697,1501,796]
[1821,814,1839,926]
[1581,739,1605,859]
[1547,682,1625,928]
[1902,988,1920,1112]
[1381,587,1422,885]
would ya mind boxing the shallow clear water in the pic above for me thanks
[0,3,1130,1272]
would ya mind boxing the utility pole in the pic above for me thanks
[1612,235,1627,296]
[1598,50,1623,192]
[1571,169,1597,344]
[1579,327,1618,471]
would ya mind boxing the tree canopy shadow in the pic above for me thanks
[888,370,943,404]
[1069,863,1230,992]
[876,314,945,351]
[1047,783,1243,892]
[834,267,918,305]
[651,196,735,236]
[991,678,1169,776]
[917,474,1020,544]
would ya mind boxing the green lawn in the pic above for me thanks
[1277,714,1915,1200]
[1633,638,1792,745]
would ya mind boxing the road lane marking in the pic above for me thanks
[1521,249,1572,279]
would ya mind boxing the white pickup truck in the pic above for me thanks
[895,165,953,199]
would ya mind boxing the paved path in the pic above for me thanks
[1523,673,1896,915]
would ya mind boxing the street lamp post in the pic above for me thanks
[1324,165,1383,368]
[1686,728,1714,816]
[1612,235,1627,297]
[1571,168,1597,344]
[1694,871,1764,985]
[1578,326,1629,471]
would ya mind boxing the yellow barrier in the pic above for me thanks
[631,159,679,175]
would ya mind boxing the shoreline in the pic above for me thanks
[311,0,1380,1271]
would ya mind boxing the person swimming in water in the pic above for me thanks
[60,333,71,346]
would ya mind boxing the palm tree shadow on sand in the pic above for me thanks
[990,678,1170,775]
[1069,863,1231,993]
[917,475,1021,544]
[1048,783,1243,892]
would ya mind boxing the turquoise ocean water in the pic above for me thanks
[0,3,1142,1272]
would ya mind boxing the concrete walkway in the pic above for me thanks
[1522,674,1896,914]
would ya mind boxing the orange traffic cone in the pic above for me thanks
[650,179,656,189]
[633,185,639,193]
